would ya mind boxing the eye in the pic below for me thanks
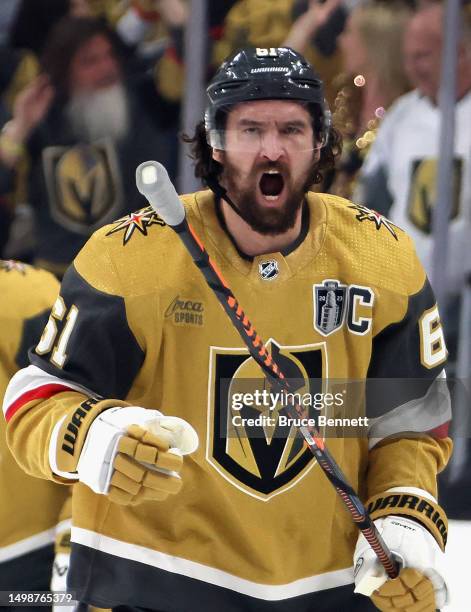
[243,126,260,135]
[283,125,303,135]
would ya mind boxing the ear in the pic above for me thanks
[212,148,224,164]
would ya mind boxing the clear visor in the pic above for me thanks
[207,115,329,153]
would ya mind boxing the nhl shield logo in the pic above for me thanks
[259,259,279,280]
[313,279,347,336]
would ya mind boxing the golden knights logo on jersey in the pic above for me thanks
[106,207,165,245]
[207,339,327,501]
[42,139,123,235]
[408,157,462,234]
[348,203,400,240]
[0,260,27,274]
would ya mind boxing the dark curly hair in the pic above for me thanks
[183,117,343,190]
[41,16,122,96]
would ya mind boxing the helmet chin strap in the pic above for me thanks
[205,175,255,227]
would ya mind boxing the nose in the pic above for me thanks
[259,130,284,161]
[96,52,120,85]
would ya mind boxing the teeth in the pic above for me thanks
[265,195,280,201]
[266,170,280,174]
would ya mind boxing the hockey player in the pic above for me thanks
[0,260,69,604]
[3,48,451,611]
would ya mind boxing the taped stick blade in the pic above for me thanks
[136,161,185,227]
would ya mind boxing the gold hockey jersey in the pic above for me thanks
[0,261,69,564]
[3,193,451,610]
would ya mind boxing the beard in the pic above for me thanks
[66,82,130,143]
[220,156,315,235]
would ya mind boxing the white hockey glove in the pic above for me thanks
[354,515,448,611]
[50,404,198,505]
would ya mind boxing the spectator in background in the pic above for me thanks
[283,0,348,105]
[151,0,236,103]
[283,0,411,197]
[214,0,299,64]
[357,3,471,522]
[7,0,129,56]
[329,0,411,197]
[154,0,343,106]
[0,0,121,261]
[115,0,190,63]
[8,0,74,56]
[0,46,39,115]
[0,102,12,252]
[0,45,39,255]
[0,16,179,276]
[285,0,348,56]
[357,2,471,296]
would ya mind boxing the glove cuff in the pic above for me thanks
[49,397,130,477]
[366,491,448,551]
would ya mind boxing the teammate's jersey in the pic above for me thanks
[358,89,471,293]
[3,193,451,610]
[0,261,69,564]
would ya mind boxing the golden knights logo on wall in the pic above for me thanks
[207,339,327,501]
[408,157,462,234]
[42,139,123,234]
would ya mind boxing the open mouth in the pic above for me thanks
[259,170,284,200]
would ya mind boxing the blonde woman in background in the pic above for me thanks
[331,0,412,198]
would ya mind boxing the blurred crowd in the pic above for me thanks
[0,0,469,277]
[0,0,470,498]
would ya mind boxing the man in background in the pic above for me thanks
[0,16,178,276]
[357,2,471,520]
[357,2,471,297]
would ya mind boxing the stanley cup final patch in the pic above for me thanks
[313,280,347,336]
[259,260,279,281]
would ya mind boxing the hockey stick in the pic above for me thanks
[136,161,399,582]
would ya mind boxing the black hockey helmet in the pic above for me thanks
[205,47,331,150]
